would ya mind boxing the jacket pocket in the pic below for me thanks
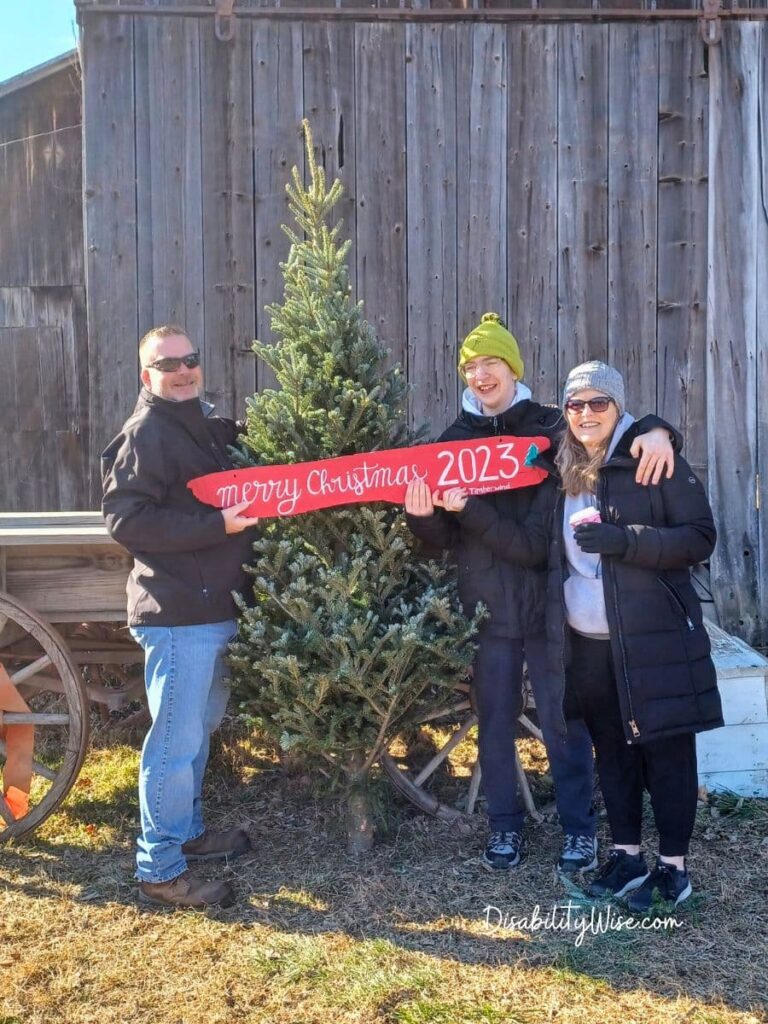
[657,576,694,631]
[192,552,211,604]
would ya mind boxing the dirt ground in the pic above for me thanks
[1,726,766,1024]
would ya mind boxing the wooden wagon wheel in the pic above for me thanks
[0,591,90,841]
[380,677,544,824]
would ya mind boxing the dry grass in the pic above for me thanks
[1,722,767,1024]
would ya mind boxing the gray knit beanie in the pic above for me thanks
[562,360,625,416]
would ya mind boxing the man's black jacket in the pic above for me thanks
[101,389,254,627]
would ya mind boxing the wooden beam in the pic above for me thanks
[73,3,768,23]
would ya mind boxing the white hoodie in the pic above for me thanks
[461,381,534,417]
[562,412,635,638]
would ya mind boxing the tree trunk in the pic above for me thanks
[345,750,375,855]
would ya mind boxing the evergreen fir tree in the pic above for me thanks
[230,121,480,854]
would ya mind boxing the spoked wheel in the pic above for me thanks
[380,678,544,823]
[0,592,90,841]
[59,622,146,732]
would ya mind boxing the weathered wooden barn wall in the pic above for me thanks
[706,28,768,645]
[74,5,766,643]
[0,56,87,513]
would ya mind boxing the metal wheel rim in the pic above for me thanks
[0,591,90,842]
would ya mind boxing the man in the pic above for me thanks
[102,325,257,908]
[405,313,677,873]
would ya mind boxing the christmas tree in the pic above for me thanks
[230,121,480,854]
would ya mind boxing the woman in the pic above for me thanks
[405,316,676,875]
[440,360,722,908]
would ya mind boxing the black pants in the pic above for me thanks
[473,632,595,835]
[565,631,698,857]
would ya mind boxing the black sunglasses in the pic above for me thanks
[564,396,614,414]
[146,350,201,373]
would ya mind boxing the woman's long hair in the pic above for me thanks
[555,427,612,496]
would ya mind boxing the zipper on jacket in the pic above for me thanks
[658,576,695,631]
[598,475,640,743]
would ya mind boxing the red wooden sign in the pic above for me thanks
[188,435,551,519]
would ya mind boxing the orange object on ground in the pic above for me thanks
[0,664,35,822]
[4,786,29,819]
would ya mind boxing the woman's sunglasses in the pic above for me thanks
[564,396,614,414]
[146,350,201,373]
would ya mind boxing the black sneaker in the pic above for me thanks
[625,857,692,912]
[558,834,598,873]
[586,849,649,899]
[482,830,525,871]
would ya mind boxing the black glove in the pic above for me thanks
[574,522,628,557]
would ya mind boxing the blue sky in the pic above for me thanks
[0,0,79,83]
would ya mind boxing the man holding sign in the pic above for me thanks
[102,325,257,909]
[406,314,676,873]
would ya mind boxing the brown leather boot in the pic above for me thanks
[138,870,235,908]
[182,827,252,862]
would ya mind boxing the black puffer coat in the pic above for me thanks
[406,399,677,640]
[458,424,723,744]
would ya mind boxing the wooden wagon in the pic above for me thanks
[0,513,142,842]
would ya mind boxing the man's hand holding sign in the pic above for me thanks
[188,435,552,518]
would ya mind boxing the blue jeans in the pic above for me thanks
[473,632,596,836]
[129,620,237,882]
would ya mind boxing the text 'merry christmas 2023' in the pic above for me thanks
[188,435,551,518]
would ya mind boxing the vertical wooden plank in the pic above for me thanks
[70,283,91,508]
[5,327,55,512]
[81,13,139,483]
[657,23,708,477]
[355,23,407,370]
[456,24,507,348]
[405,23,457,435]
[252,20,304,389]
[37,325,82,511]
[757,26,768,647]
[10,329,43,434]
[37,326,69,433]
[557,24,609,376]
[199,17,256,419]
[303,20,357,297]
[607,24,658,413]
[507,24,558,407]
[0,289,88,510]
[707,23,760,642]
[28,116,83,290]
[37,287,83,433]
[0,325,15,510]
[0,288,35,328]
[133,16,152,341]
[134,15,204,345]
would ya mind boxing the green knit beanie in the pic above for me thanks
[458,313,524,381]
